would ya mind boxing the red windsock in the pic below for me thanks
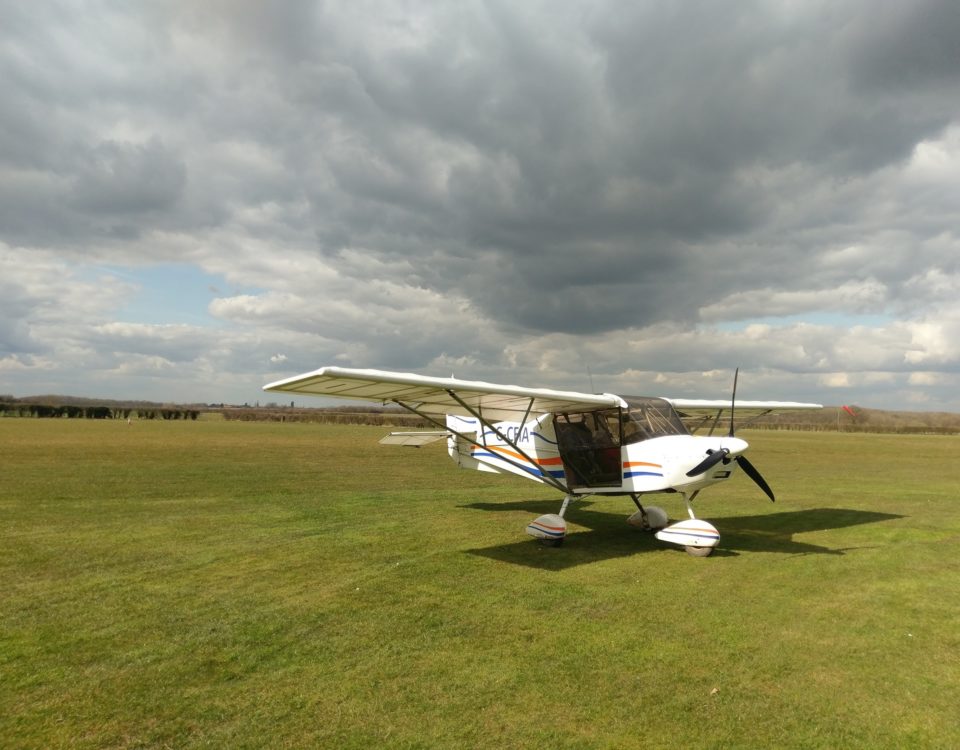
[842,405,856,417]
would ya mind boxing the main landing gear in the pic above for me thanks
[625,493,669,532]
[525,492,722,557]
[525,495,574,547]
[624,493,720,557]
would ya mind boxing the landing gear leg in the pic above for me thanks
[684,490,700,520]
[542,494,575,546]
[626,494,668,531]
[679,491,715,556]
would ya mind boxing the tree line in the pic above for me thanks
[221,408,429,427]
[0,403,199,420]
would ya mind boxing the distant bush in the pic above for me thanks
[220,408,429,427]
[0,403,201,421]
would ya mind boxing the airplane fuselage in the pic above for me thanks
[446,410,748,497]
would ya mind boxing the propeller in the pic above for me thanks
[685,368,776,502]
[686,448,729,477]
[728,367,738,437]
[735,454,775,502]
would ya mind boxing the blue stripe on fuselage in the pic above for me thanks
[471,451,564,479]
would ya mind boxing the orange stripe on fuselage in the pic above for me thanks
[472,445,563,466]
[623,461,663,469]
[535,456,564,466]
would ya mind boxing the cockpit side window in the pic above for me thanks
[555,409,621,448]
[621,397,688,444]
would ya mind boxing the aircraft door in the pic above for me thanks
[554,409,623,489]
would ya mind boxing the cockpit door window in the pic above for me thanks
[553,408,622,488]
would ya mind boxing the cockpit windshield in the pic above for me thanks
[620,397,689,444]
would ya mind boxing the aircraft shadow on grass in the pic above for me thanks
[461,499,904,571]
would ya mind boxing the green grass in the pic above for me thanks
[2,420,959,748]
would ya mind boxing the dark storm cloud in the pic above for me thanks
[0,3,197,247]
[69,139,186,215]
[0,138,187,246]
[214,0,957,334]
[847,1,960,92]
[0,279,37,354]
[2,1,959,406]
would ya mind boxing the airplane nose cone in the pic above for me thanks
[724,437,749,456]
[686,435,749,477]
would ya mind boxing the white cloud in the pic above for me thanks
[908,371,944,386]
[698,279,889,322]
[903,319,957,365]
[108,354,177,376]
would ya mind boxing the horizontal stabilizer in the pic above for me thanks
[379,431,448,447]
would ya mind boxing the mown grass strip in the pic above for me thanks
[2,420,958,748]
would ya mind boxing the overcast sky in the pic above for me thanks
[2,1,959,410]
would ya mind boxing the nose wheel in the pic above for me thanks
[653,492,721,556]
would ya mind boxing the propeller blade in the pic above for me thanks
[686,448,729,477]
[735,455,775,502]
[728,367,739,437]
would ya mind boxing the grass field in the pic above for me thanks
[2,419,959,748]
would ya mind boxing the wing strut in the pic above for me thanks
[389,395,571,495]
[707,409,723,436]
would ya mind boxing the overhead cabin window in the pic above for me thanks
[620,397,689,444]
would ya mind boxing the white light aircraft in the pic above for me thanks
[263,367,822,556]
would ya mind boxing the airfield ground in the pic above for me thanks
[2,419,959,748]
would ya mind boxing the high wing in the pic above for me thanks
[664,398,822,431]
[664,398,823,415]
[263,366,623,421]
